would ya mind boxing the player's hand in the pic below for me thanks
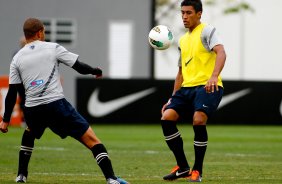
[94,67,102,78]
[204,77,218,93]
[0,116,9,133]
[161,98,171,115]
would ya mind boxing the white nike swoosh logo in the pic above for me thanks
[218,88,252,109]
[175,170,188,176]
[87,87,157,117]
[279,99,282,117]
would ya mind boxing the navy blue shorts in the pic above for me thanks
[166,86,223,120]
[23,98,89,139]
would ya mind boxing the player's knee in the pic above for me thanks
[80,128,101,148]
[193,112,207,125]
[193,117,207,125]
[161,109,179,121]
[193,119,206,126]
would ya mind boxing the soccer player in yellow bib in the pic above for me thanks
[161,0,226,182]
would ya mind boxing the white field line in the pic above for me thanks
[13,146,161,154]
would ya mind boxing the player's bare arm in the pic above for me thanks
[205,44,226,93]
[173,67,183,95]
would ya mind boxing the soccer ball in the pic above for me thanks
[148,25,173,50]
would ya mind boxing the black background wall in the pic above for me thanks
[77,78,282,125]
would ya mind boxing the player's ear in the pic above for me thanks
[38,29,45,40]
[35,31,41,39]
[197,11,202,19]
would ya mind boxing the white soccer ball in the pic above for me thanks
[148,25,173,50]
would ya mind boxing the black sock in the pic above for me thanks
[161,120,189,170]
[91,144,116,180]
[192,125,208,175]
[18,129,35,177]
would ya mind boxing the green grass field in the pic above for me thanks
[0,125,282,184]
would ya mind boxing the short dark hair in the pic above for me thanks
[181,0,203,12]
[23,18,44,39]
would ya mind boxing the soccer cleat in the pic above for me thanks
[15,174,27,183]
[163,165,191,180]
[189,170,202,182]
[106,177,130,184]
